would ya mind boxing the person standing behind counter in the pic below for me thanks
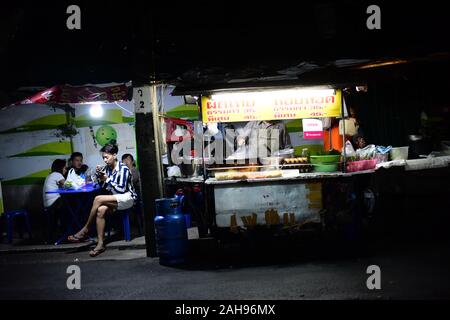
[231,120,292,158]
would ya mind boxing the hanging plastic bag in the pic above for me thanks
[321,117,332,130]
[343,140,356,158]
[338,118,359,136]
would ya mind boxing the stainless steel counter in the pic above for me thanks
[204,169,376,185]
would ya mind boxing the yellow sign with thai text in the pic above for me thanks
[201,89,342,123]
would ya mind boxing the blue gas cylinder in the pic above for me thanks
[174,191,191,228]
[155,198,181,216]
[154,198,188,266]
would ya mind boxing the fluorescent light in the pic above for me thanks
[356,59,407,69]
[211,88,335,101]
[89,103,104,118]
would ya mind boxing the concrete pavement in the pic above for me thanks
[1,237,450,300]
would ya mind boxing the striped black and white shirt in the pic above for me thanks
[98,161,138,200]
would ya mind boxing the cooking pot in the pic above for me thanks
[408,135,432,159]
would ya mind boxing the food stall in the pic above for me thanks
[162,86,383,240]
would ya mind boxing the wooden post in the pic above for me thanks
[134,84,163,257]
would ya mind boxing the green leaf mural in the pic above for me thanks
[122,116,135,123]
[165,104,199,120]
[2,169,50,186]
[9,141,72,158]
[0,114,67,134]
[74,109,124,128]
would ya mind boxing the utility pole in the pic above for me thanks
[132,6,162,258]
[134,86,161,257]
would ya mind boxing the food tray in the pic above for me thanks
[281,164,314,173]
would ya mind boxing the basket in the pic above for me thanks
[374,153,389,164]
[346,159,377,172]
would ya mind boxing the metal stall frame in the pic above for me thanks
[192,86,349,237]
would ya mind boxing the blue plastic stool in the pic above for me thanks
[5,209,32,244]
[120,209,131,242]
[107,209,131,242]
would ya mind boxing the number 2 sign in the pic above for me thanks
[133,86,151,114]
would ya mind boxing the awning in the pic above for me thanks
[7,82,132,108]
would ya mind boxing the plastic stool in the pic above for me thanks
[121,209,131,242]
[5,209,32,244]
[107,209,131,242]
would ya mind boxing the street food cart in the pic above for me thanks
[161,86,380,239]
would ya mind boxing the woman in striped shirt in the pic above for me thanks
[68,143,137,257]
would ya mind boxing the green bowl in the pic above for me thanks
[310,155,341,164]
[313,162,339,172]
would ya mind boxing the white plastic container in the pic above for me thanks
[390,146,409,160]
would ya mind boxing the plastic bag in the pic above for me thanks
[205,123,219,136]
[321,117,332,130]
[167,166,181,177]
[343,140,356,158]
[375,145,392,154]
[356,144,377,160]
[339,118,359,136]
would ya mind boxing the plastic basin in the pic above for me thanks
[313,163,339,172]
[310,155,341,164]
[390,147,409,160]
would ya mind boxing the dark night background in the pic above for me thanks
[1,0,450,145]
[1,1,450,90]
[1,2,450,302]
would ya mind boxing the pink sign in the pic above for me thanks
[302,119,324,139]
[304,131,324,139]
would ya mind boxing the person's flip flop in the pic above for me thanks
[67,234,89,243]
[89,247,106,257]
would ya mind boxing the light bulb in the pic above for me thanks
[89,103,103,118]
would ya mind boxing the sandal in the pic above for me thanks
[67,232,89,243]
[89,247,106,257]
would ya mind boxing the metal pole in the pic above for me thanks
[151,84,164,197]
[341,89,347,173]
[199,95,207,179]
[328,126,332,152]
